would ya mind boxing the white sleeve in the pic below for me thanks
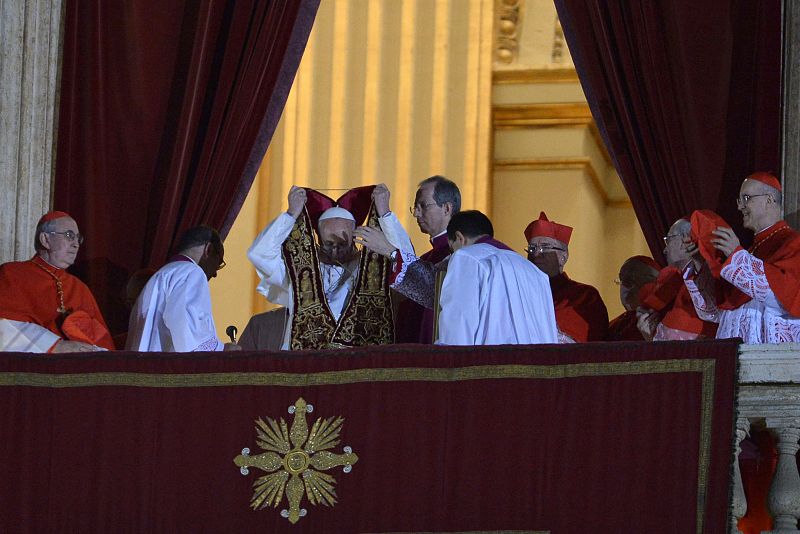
[378,212,415,255]
[720,249,783,309]
[436,251,481,345]
[162,268,223,352]
[247,213,296,307]
[0,319,60,353]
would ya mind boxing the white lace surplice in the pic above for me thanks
[685,249,800,343]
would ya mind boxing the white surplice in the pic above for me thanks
[436,243,558,345]
[126,257,223,352]
[684,249,800,343]
[0,319,60,352]
[247,211,414,349]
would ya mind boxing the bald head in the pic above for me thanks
[663,218,692,268]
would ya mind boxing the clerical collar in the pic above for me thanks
[476,235,513,251]
[430,230,447,244]
[167,254,196,265]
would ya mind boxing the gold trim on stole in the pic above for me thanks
[282,203,394,349]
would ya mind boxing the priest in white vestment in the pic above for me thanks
[126,226,239,352]
[247,184,414,349]
[436,210,558,345]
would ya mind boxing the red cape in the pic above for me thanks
[639,266,718,337]
[606,310,643,341]
[550,272,608,342]
[0,256,114,350]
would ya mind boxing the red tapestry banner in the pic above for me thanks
[0,340,738,533]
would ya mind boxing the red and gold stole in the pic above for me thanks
[282,202,394,349]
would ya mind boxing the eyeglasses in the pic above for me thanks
[409,201,439,216]
[662,233,685,245]
[48,230,84,245]
[736,193,770,207]
[217,258,226,270]
[525,244,566,255]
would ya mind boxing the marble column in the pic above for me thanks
[0,0,64,264]
[783,1,800,227]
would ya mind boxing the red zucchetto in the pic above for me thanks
[524,211,573,244]
[745,171,781,192]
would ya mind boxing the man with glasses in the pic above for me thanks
[635,218,717,341]
[397,175,460,343]
[525,211,608,342]
[0,211,114,352]
[683,172,800,342]
[126,225,239,352]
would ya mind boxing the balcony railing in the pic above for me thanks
[735,344,800,533]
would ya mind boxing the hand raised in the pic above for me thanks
[710,226,740,257]
[287,186,307,219]
[372,183,391,216]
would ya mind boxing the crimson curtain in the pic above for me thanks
[0,341,738,532]
[54,0,319,334]
[554,0,781,263]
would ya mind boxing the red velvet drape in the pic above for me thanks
[554,0,781,263]
[0,341,738,532]
[54,0,319,334]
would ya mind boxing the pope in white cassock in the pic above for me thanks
[436,210,558,345]
[247,184,414,349]
[126,226,240,352]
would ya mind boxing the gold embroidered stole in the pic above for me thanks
[283,205,394,349]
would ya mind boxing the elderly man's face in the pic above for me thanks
[318,218,357,264]
[412,183,450,237]
[526,236,567,277]
[663,226,689,268]
[737,179,774,232]
[40,217,81,269]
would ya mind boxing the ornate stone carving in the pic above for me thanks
[495,0,522,64]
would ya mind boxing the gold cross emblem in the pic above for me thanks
[234,398,359,523]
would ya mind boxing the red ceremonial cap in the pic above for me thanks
[524,211,573,244]
[745,171,781,192]
[37,211,71,225]
[690,209,733,277]
[628,255,662,271]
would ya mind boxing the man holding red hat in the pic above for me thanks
[525,212,608,342]
[684,172,800,342]
[635,218,718,341]
[0,211,113,352]
[606,255,660,341]
[248,183,413,349]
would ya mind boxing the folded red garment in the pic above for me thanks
[690,210,732,277]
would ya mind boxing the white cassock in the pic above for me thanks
[247,211,414,349]
[126,257,223,352]
[437,243,558,345]
[0,319,61,352]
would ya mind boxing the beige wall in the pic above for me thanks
[210,0,494,339]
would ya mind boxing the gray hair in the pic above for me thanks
[419,175,461,214]
[34,219,60,252]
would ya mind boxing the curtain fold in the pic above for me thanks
[54,0,319,334]
[554,0,781,263]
